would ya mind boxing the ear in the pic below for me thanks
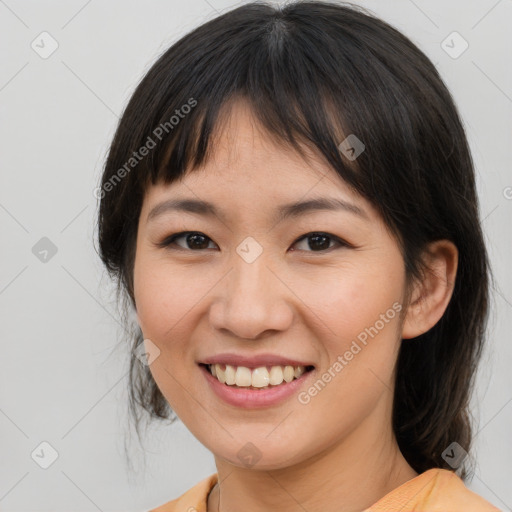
[401,240,458,340]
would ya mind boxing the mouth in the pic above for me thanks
[199,362,316,390]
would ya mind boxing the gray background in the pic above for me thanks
[0,0,511,510]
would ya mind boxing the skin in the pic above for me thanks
[133,99,458,512]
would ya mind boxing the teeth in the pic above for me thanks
[283,366,295,382]
[235,366,252,386]
[251,367,270,387]
[225,365,237,385]
[208,364,308,389]
[269,366,284,385]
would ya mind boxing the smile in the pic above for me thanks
[198,363,316,408]
[204,363,315,389]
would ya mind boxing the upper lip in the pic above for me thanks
[199,353,315,369]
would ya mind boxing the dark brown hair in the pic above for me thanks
[95,0,492,480]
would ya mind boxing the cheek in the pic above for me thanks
[294,258,404,404]
[134,255,198,337]
[133,267,170,337]
[296,260,404,344]
[133,258,201,419]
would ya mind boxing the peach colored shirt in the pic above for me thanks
[148,468,502,511]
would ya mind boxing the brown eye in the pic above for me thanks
[158,232,217,251]
[291,232,348,252]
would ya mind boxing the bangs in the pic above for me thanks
[145,54,364,194]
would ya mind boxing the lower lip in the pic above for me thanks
[199,364,315,409]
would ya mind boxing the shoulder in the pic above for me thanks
[366,468,502,512]
[147,473,218,512]
[423,468,502,511]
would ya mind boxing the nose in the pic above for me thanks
[208,252,294,340]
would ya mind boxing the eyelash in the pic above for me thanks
[156,231,351,254]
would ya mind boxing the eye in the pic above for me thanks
[157,231,350,253]
[291,232,349,252]
[157,231,218,251]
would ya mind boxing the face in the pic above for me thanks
[133,101,409,471]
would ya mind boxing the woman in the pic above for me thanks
[96,1,501,510]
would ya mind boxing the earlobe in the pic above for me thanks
[401,240,458,340]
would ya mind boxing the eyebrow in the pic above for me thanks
[146,196,369,224]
